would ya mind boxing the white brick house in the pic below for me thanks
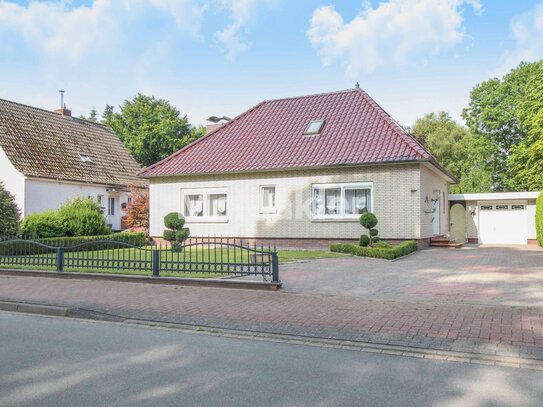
[0,99,147,230]
[140,88,455,246]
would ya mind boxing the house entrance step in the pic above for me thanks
[430,236,463,248]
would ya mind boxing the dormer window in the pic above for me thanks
[80,154,93,163]
[304,120,325,135]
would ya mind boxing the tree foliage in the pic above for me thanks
[123,188,149,229]
[0,182,20,236]
[412,112,493,193]
[508,62,543,191]
[103,94,204,167]
[462,61,542,190]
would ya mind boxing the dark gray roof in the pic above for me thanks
[0,98,147,188]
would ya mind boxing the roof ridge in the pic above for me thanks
[264,88,357,103]
[0,97,110,130]
[139,100,268,176]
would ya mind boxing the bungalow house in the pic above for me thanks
[0,98,147,230]
[139,87,456,247]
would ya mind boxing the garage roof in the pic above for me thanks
[449,192,540,201]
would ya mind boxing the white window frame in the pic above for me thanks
[259,185,277,214]
[107,197,115,216]
[181,187,228,223]
[312,182,373,220]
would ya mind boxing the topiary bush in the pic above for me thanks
[359,235,370,247]
[58,197,109,237]
[0,182,20,237]
[360,212,379,246]
[163,212,190,251]
[537,192,543,247]
[20,211,65,238]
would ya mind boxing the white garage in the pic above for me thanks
[449,192,540,245]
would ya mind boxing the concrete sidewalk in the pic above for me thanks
[1,274,543,362]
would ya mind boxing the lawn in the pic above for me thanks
[0,246,345,278]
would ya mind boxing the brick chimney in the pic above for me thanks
[54,90,71,116]
[54,107,72,116]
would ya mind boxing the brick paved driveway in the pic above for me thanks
[281,245,543,307]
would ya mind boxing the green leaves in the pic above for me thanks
[103,94,205,167]
[0,183,20,236]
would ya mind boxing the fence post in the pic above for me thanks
[152,250,160,277]
[271,252,279,283]
[56,247,64,272]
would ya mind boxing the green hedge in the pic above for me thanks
[330,240,418,260]
[0,232,146,255]
[537,192,543,247]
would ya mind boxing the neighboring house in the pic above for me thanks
[449,192,540,245]
[0,99,147,231]
[139,87,456,247]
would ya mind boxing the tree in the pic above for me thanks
[412,112,493,193]
[78,107,98,122]
[462,61,542,190]
[102,94,204,167]
[123,188,149,229]
[508,62,543,191]
[0,182,20,236]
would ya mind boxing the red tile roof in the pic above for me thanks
[139,88,444,178]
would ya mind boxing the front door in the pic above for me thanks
[432,190,440,235]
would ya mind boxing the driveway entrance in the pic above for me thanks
[281,245,543,307]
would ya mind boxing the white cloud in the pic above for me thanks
[213,0,266,61]
[0,0,119,63]
[307,0,482,76]
[0,0,265,63]
[497,3,543,75]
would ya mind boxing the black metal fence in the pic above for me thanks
[0,236,279,283]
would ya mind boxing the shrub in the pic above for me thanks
[359,235,370,247]
[374,241,392,249]
[360,213,378,229]
[58,197,109,237]
[537,192,543,246]
[331,240,417,260]
[0,182,20,236]
[163,212,190,251]
[20,211,65,238]
[123,188,149,229]
[360,212,379,246]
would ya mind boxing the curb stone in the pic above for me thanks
[2,300,543,371]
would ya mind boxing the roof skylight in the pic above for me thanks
[304,120,325,135]
[79,154,93,163]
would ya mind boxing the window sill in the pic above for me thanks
[185,218,229,224]
[311,218,360,223]
[259,209,277,214]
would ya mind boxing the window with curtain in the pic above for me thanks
[313,182,372,218]
[182,189,228,220]
[260,186,276,213]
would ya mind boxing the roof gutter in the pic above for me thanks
[138,159,457,182]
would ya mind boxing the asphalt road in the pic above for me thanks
[0,312,542,407]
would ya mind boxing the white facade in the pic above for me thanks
[1,146,130,231]
[148,163,451,241]
[450,192,539,244]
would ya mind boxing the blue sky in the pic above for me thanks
[1,0,542,128]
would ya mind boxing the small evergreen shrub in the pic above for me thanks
[359,235,370,247]
[374,241,392,249]
[331,240,417,260]
[0,182,20,236]
[163,212,190,251]
[360,212,379,246]
[537,192,543,247]
[20,211,65,238]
